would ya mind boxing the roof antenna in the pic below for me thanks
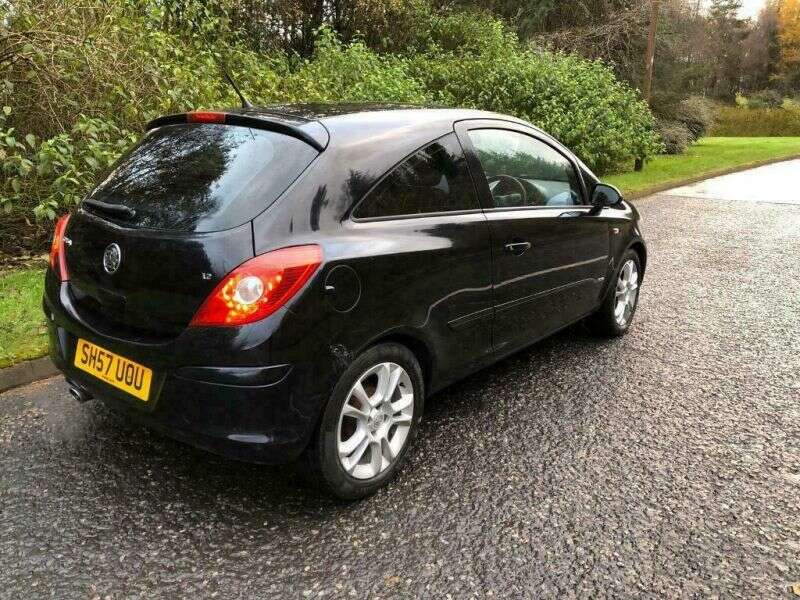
[223,67,252,109]
[202,34,253,109]
[217,56,253,109]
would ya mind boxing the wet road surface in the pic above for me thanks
[2,167,800,598]
[665,159,800,205]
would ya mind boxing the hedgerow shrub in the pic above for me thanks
[712,106,800,136]
[0,0,286,244]
[408,13,661,174]
[655,120,693,155]
[0,109,136,219]
[675,96,714,140]
[746,90,784,109]
[278,28,431,104]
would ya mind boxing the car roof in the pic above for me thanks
[232,103,435,121]
[230,102,502,121]
[227,103,542,137]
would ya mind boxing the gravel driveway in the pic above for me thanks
[1,165,799,598]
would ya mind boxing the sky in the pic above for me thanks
[737,0,767,19]
[702,0,767,20]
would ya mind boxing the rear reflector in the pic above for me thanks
[190,245,323,327]
[49,214,71,281]
[187,111,226,124]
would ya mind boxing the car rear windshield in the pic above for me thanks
[86,124,319,232]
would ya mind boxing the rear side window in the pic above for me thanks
[353,133,478,219]
[87,124,318,232]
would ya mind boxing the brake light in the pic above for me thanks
[190,245,323,327]
[49,214,71,281]
[187,111,226,124]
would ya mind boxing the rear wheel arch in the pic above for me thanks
[301,340,426,499]
[365,332,434,396]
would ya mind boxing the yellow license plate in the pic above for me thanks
[74,338,153,402]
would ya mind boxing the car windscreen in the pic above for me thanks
[85,124,319,232]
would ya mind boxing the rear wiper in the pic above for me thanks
[82,199,136,220]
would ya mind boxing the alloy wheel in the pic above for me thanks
[614,259,639,327]
[337,362,414,480]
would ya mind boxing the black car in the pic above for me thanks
[44,104,646,499]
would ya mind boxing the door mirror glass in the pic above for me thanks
[591,183,623,207]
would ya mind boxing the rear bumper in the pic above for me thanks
[44,279,330,465]
[56,355,309,464]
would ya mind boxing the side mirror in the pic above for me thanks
[590,183,623,211]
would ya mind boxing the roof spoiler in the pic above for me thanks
[146,111,328,151]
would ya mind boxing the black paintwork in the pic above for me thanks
[146,111,330,151]
[44,104,647,464]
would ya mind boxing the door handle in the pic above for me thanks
[504,241,531,255]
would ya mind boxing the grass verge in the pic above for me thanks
[0,267,48,369]
[606,137,800,197]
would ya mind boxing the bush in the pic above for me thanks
[656,119,693,154]
[0,0,287,230]
[0,108,137,216]
[675,96,714,140]
[409,16,661,174]
[278,28,431,104]
[649,92,685,120]
[746,90,784,109]
[712,105,800,136]
[414,9,510,56]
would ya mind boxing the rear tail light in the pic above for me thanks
[190,245,323,327]
[49,214,71,281]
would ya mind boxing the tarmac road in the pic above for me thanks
[1,163,799,598]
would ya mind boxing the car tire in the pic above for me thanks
[303,343,424,500]
[586,249,642,337]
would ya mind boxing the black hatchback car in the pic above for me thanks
[44,104,646,498]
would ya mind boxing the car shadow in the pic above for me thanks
[423,322,608,417]
[70,322,616,522]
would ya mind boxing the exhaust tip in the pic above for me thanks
[68,384,92,403]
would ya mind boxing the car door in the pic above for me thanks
[455,120,610,354]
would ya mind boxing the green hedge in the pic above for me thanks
[712,106,800,136]
[414,50,658,175]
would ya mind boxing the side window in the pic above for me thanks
[467,129,584,208]
[353,133,479,219]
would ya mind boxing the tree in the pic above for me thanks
[152,0,428,56]
[779,0,800,88]
[706,0,748,99]
[741,0,780,92]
